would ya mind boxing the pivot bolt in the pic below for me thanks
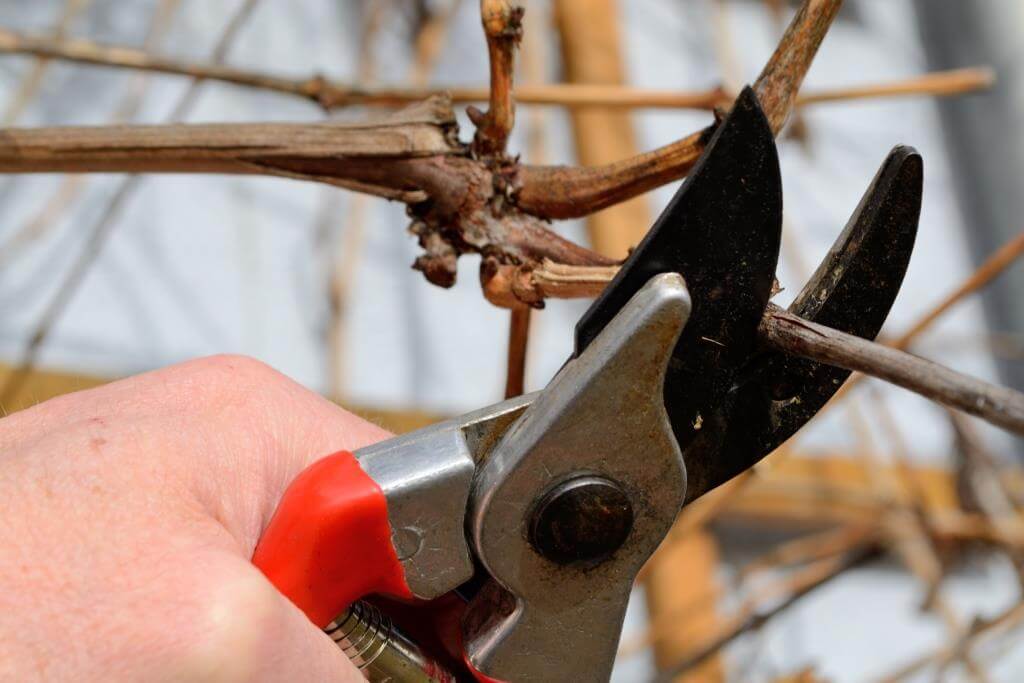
[528,475,634,566]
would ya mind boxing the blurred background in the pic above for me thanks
[1,1,1024,680]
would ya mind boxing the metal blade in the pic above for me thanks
[687,146,922,502]
[575,86,783,499]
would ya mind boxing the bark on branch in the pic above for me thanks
[0,95,611,278]
[469,0,523,155]
[0,0,843,224]
[760,306,1024,436]
[514,0,844,219]
[0,97,461,201]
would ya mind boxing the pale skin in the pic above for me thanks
[0,355,390,681]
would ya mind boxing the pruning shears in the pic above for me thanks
[251,87,923,682]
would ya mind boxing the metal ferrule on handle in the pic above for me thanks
[327,600,455,682]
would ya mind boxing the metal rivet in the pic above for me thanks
[528,475,634,566]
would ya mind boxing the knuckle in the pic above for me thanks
[169,354,289,411]
[192,354,282,386]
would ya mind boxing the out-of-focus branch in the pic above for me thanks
[894,230,1024,351]
[0,0,262,408]
[626,523,875,659]
[878,600,1024,682]
[800,66,994,105]
[468,0,522,155]
[655,545,878,682]
[0,27,992,113]
[2,0,90,125]
[515,0,843,219]
[0,0,181,271]
[503,306,531,398]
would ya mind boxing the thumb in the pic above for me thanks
[261,589,365,682]
[216,560,364,682]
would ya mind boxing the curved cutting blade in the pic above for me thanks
[574,86,783,498]
[686,146,922,502]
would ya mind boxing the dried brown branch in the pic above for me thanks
[503,306,531,398]
[752,0,844,134]
[818,229,1024,419]
[800,67,994,106]
[0,100,613,278]
[515,0,843,219]
[626,522,876,658]
[0,27,992,113]
[0,0,844,225]
[760,306,1024,436]
[894,230,1024,352]
[469,0,523,155]
[0,100,459,201]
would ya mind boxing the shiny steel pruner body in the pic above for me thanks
[252,87,923,682]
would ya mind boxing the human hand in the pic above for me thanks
[0,355,389,682]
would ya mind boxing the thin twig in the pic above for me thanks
[623,523,876,658]
[482,259,617,307]
[500,4,548,399]
[486,260,1024,438]
[0,27,990,112]
[894,230,1024,351]
[760,306,1024,436]
[2,0,90,126]
[655,545,879,682]
[469,0,522,155]
[0,0,182,270]
[800,67,994,105]
[503,306,531,398]
[820,229,1024,419]
[876,600,1024,682]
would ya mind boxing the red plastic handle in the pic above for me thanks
[252,450,412,628]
